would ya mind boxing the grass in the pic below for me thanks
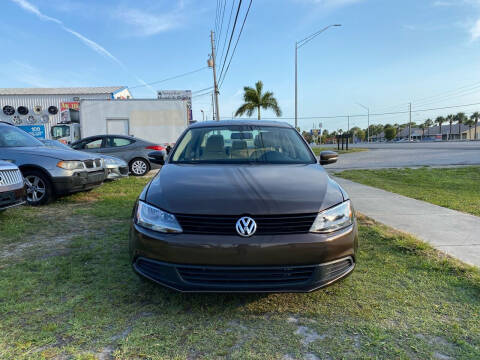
[0,177,479,359]
[312,147,368,155]
[336,167,480,217]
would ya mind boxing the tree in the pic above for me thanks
[435,116,445,139]
[470,112,479,141]
[464,118,475,140]
[235,81,281,120]
[302,131,312,143]
[356,129,366,142]
[384,127,396,141]
[446,114,454,140]
[455,112,467,140]
[418,123,425,140]
[424,118,433,136]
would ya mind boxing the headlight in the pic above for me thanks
[135,201,183,233]
[103,157,127,166]
[57,160,84,170]
[310,200,353,233]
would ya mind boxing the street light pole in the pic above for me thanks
[295,24,341,130]
[357,103,370,143]
[200,109,205,122]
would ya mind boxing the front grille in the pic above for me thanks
[177,264,316,286]
[175,213,318,235]
[0,169,23,186]
[320,258,354,283]
[84,160,94,169]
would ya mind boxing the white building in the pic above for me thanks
[0,86,131,138]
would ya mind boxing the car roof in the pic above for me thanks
[189,120,293,129]
[74,134,136,142]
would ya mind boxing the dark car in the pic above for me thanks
[71,135,165,176]
[0,122,105,205]
[0,160,26,211]
[129,120,358,293]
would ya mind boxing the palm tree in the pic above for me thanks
[470,112,479,140]
[464,118,475,140]
[424,118,433,137]
[446,114,454,141]
[235,81,281,120]
[418,123,425,140]
[435,116,445,140]
[455,112,467,140]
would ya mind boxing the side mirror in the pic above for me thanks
[319,150,338,165]
[148,151,165,165]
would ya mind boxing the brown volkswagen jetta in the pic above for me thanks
[130,120,358,292]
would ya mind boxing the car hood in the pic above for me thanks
[5,146,98,161]
[145,164,345,215]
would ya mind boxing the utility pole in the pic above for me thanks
[210,31,221,121]
[357,103,370,142]
[295,24,341,130]
[408,102,412,141]
[295,41,298,130]
[211,93,215,121]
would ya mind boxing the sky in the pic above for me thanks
[2,0,480,131]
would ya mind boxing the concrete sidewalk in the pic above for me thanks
[333,176,480,267]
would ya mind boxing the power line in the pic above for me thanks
[217,0,243,82]
[128,66,208,89]
[192,86,214,94]
[216,0,227,53]
[217,0,237,69]
[222,101,480,121]
[219,0,253,87]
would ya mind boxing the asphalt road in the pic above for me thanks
[318,141,480,170]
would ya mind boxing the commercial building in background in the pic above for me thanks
[157,90,193,123]
[79,99,189,145]
[0,86,132,139]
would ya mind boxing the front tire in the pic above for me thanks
[129,158,150,176]
[23,170,53,206]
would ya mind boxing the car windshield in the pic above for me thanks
[170,125,316,164]
[0,126,44,147]
[51,125,70,139]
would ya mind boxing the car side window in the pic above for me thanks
[71,141,86,150]
[107,137,134,147]
[84,138,103,149]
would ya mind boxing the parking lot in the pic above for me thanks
[319,142,480,170]
[1,177,479,360]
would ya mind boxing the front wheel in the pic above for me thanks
[23,170,53,206]
[129,158,150,176]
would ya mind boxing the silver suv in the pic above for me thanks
[0,160,26,211]
[0,122,106,205]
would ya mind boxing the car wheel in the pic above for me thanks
[130,158,150,176]
[23,171,52,206]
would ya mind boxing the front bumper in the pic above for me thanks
[52,170,105,195]
[105,165,129,180]
[130,222,358,292]
[0,187,26,211]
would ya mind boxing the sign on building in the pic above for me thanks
[157,90,192,122]
[18,125,46,139]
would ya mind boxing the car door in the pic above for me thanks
[71,137,105,154]
[102,136,136,162]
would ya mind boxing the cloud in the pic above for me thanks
[115,7,182,36]
[9,0,155,93]
[10,0,61,24]
[470,19,480,40]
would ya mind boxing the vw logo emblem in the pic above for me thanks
[236,216,257,237]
